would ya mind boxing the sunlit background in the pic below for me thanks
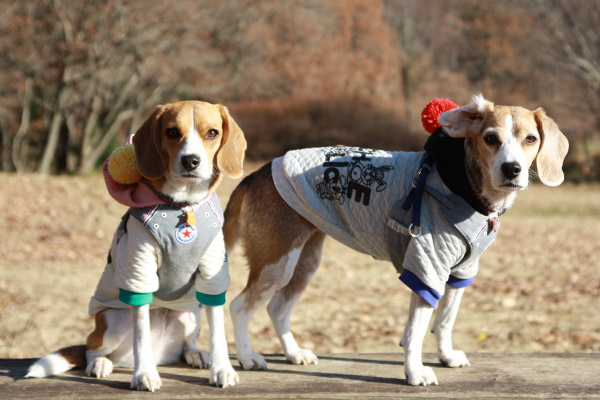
[0,0,598,359]
[0,0,598,179]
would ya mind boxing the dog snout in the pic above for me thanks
[181,155,201,171]
[501,162,521,179]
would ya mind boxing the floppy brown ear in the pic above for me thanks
[217,105,246,179]
[133,105,167,180]
[438,94,494,138]
[534,108,569,186]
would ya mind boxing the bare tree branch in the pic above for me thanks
[79,109,133,173]
[536,0,600,91]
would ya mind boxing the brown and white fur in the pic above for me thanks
[26,101,247,391]
[223,95,568,386]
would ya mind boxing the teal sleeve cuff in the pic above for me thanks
[119,289,153,306]
[196,291,226,306]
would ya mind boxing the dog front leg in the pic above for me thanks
[206,305,239,388]
[431,285,470,368]
[400,292,437,386]
[177,310,211,369]
[131,304,162,391]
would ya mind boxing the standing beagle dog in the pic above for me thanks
[26,101,246,391]
[223,95,568,386]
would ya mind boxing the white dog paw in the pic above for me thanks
[286,349,318,366]
[131,369,162,392]
[237,352,267,370]
[440,350,470,368]
[210,364,240,388]
[405,365,439,386]
[184,348,211,369]
[85,357,113,378]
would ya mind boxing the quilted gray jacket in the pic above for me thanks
[272,146,500,306]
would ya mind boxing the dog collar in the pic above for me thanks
[148,182,215,210]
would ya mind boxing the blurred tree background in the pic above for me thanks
[0,0,598,180]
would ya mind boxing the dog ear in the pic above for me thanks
[534,108,569,186]
[133,105,167,180]
[439,94,494,138]
[217,105,246,179]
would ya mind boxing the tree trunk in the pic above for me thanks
[401,65,412,123]
[1,117,10,172]
[11,77,34,173]
[64,113,79,173]
[38,110,64,175]
[80,93,102,169]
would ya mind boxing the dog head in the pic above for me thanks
[438,95,569,201]
[133,101,246,203]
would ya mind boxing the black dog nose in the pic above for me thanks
[181,155,200,171]
[501,162,521,179]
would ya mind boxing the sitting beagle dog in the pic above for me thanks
[223,95,568,386]
[26,101,246,391]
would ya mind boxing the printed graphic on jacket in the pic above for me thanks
[315,146,394,206]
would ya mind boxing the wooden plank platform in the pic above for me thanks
[1,353,599,399]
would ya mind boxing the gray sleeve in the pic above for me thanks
[195,230,230,296]
[451,258,479,280]
[402,198,467,295]
[114,217,161,294]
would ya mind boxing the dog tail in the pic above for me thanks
[223,178,249,253]
[25,345,86,378]
[223,161,273,253]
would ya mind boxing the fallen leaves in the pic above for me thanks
[1,172,599,358]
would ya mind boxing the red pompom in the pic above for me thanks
[421,98,459,134]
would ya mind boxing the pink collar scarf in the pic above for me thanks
[102,159,166,208]
[102,134,165,208]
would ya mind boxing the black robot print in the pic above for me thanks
[315,147,394,206]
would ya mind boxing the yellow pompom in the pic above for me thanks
[107,144,142,184]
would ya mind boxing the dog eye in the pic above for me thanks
[525,135,538,144]
[484,134,500,145]
[206,129,219,139]
[166,127,181,140]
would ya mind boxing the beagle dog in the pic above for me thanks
[223,95,568,386]
[26,101,246,391]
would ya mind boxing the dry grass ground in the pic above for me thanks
[1,163,599,360]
